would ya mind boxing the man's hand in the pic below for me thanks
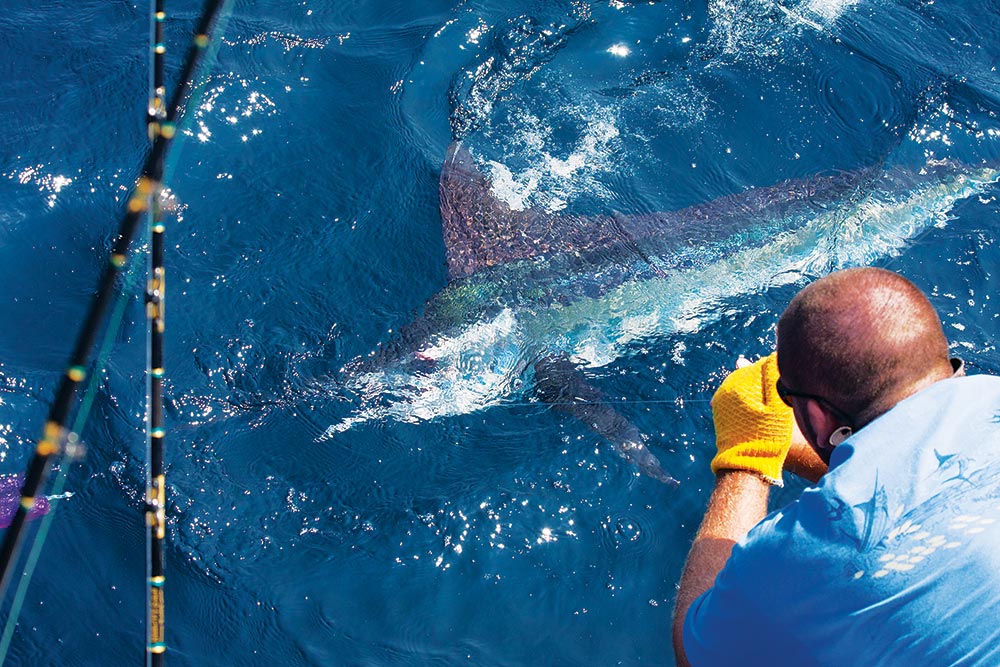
[711,353,794,484]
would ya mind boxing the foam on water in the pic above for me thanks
[486,110,621,212]
[458,0,867,218]
[803,0,860,22]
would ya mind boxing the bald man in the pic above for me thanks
[672,268,1000,666]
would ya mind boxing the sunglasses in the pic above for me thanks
[775,377,855,428]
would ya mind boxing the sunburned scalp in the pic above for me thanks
[777,267,953,427]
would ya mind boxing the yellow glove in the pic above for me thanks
[710,352,793,485]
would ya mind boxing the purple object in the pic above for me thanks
[0,474,51,529]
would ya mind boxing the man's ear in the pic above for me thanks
[804,399,841,463]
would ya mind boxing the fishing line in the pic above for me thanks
[500,397,712,407]
[0,0,234,622]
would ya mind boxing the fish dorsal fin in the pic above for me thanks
[437,142,654,280]
[439,142,517,280]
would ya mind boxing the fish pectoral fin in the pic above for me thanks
[615,440,680,487]
[533,354,679,486]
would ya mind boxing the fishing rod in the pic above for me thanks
[148,0,167,133]
[0,0,231,606]
[145,0,168,664]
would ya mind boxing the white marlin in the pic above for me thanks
[325,143,998,484]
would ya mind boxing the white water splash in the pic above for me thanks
[487,111,622,212]
[775,0,859,33]
[803,0,859,21]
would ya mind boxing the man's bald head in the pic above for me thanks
[777,268,952,428]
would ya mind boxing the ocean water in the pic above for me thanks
[1,0,999,665]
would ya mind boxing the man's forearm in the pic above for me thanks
[672,471,771,667]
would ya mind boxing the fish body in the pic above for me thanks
[326,147,998,466]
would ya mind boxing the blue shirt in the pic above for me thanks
[684,375,1000,666]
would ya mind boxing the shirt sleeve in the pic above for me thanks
[682,539,775,666]
[681,508,814,667]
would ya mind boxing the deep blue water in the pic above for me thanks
[1,0,999,665]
